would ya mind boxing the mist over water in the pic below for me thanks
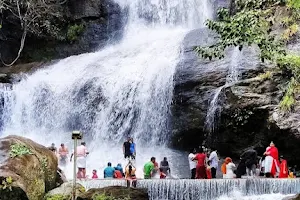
[0,0,212,179]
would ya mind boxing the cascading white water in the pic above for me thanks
[80,179,299,200]
[204,47,241,135]
[0,0,213,178]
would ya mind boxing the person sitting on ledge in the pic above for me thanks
[104,162,115,178]
[92,169,98,179]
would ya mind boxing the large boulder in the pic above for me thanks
[44,182,85,200]
[77,186,149,200]
[0,135,60,200]
[172,28,260,149]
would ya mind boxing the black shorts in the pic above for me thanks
[125,153,135,160]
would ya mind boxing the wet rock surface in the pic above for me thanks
[77,186,149,200]
[0,135,62,200]
[0,0,124,67]
[172,27,300,165]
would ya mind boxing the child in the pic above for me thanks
[159,167,167,179]
[92,169,98,179]
[206,161,212,179]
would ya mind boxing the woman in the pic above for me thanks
[224,157,236,179]
[221,157,232,178]
[125,162,137,188]
[193,148,206,179]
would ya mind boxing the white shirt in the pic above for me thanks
[225,162,236,179]
[188,153,197,170]
[208,151,219,169]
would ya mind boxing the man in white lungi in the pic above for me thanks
[70,141,89,179]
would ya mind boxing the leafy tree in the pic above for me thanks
[0,0,68,66]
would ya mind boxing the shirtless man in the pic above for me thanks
[58,143,69,166]
[70,142,89,179]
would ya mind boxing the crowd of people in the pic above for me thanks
[188,141,296,179]
[47,139,296,188]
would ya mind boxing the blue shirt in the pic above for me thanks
[104,166,115,178]
[130,143,135,154]
[114,165,124,174]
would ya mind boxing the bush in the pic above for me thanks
[67,24,85,42]
[9,143,33,158]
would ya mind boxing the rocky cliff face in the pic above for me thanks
[0,0,124,67]
[172,27,300,165]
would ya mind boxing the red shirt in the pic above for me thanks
[114,170,123,179]
[194,153,206,167]
[92,174,98,179]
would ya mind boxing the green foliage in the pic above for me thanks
[9,143,33,158]
[0,177,13,191]
[93,193,131,200]
[44,194,70,200]
[277,54,300,81]
[258,71,272,80]
[40,157,48,173]
[280,78,299,111]
[287,0,300,8]
[194,7,286,62]
[67,24,85,42]
[235,0,283,11]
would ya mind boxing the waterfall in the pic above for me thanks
[79,179,299,200]
[204,47,241,138]
[0,0,213,178]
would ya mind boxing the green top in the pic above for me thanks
[144,161,154,177]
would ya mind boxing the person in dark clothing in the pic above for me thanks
[236,159,247,178]
[160,157,170,175]
[123,137,132,159]
[48,143,57,154]
[241,149,257,176]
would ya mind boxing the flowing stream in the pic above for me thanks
[0,0,213,179]
[204,47,241,137]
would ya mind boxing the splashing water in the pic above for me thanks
[0,0,213,179]
[79,178,300,200]
[204,47,242,137]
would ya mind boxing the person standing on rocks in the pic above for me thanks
[279,155,288,178]
[208,148,219,178]
[70,141,89,179]
[123,137,133,160]
[144,157,156,179]
[193,148,206,179]
[241,148,257,177]
[264,141,279,178]
[58,143,69,166]
[160,157,170,176]
[48,143,57,154]
[188,148,197,179]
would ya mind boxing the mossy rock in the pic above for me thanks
[0,135,61,200]
[45,182,85,200]
[77,186,149,200]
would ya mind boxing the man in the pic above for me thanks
[264,141,280,178]
[123,137,132,159]
[70,141,89,179]
[279,155,288,178]
[104,162,115,178]
[48,143,57,154]
[58,143,69,166]
[188,149,197,179]
[160,157,171,175]
[144,157,156,179]
[241,148,257,176]
[208,148,219,178]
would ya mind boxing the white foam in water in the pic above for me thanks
[0,0,212,179]
[217,190,294,200]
